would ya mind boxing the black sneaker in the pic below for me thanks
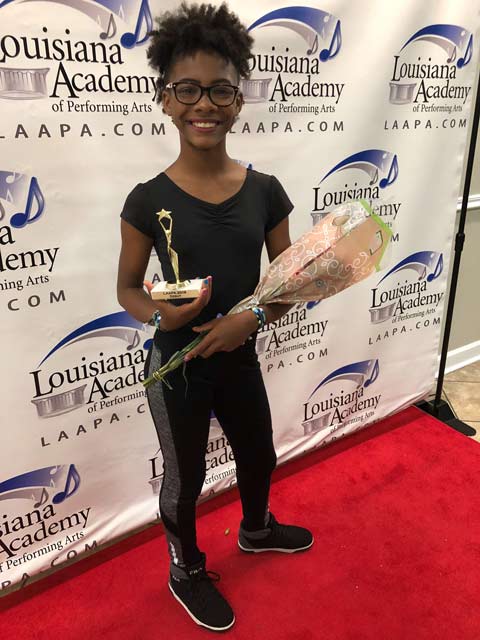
[168,552,235,632]
[238,512,314,553]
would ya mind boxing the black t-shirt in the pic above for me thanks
[120,168,293,341]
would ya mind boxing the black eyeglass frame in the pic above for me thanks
[165,81,240,106]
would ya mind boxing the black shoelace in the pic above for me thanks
[190,569,220,584]
[187,569,221,607]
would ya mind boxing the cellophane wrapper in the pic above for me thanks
[229,199,392,315]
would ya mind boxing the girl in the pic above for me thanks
[117,2,313,632]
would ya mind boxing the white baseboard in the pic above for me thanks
[457,193,480,213]
[443,340,480,374]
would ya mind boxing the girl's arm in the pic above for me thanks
[117,220,211,329]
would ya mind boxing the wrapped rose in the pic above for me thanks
[143,199,392,389]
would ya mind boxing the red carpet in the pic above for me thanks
[2,406,480,639]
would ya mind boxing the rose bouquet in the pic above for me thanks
[143,199,392,389]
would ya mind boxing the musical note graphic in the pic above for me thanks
[446,44,457,64]
[53,464,81,504]
[5,170,22,184]
[379,154,399,189]
[458,34,473,68]
[319,20,341,62]
[306,34,318,56]
[364,360,380,387]
[369,167,379,186]
[120,0,153,48]
[0,199,5,222]
[2,171,23,205]
[427,254,443,282]
[127,330,140,351]
[34,487,49,508]
[100,13,117,40]
[10,177,45,229]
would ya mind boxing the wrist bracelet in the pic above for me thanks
[251,306,266,329]
[148,309,163,330]
[257,306,267,327]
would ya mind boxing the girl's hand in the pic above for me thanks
[186,311,258,359]
[143,277,213,331]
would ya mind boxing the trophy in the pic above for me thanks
[150,209,204,300]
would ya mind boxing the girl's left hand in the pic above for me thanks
[187,312,258,360]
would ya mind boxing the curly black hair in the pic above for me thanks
[147,2,253,104]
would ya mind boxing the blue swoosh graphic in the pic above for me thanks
[0,0,153,48]
[40,311,145,365]
[400,24,472,68]
[0,0,135,16]
[248,6,341,61]
[378,251,443,285]
[308,360,379,400]
[320,150,399,189]
[0,464,79,500]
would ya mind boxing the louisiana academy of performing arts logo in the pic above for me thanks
[369,250,444,325]
[302,359,381,436]
[30,310,153,419]
[242,6,342,105]
[0,464,91,565]
[389,23,473,107]
[0,169,65,313]
[0,0,153,100]
[312,149,400,235]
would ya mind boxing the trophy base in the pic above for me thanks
[151,279,203,300]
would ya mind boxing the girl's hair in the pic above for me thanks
[147,2,253,104]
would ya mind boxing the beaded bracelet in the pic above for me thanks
[251,306,267,329]
[147,309,167,331]
[259,307,267,327]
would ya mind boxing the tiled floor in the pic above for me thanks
[442,359,480,443]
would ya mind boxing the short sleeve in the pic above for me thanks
[265,175,294,232]
[120,183,154,238]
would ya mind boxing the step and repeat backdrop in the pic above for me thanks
[0,0,479,592]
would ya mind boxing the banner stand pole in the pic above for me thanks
[416,68,480,436]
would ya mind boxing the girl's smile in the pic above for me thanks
[162,51,243,150]
[187,119,223,133]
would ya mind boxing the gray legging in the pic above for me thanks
[145,333,277,568]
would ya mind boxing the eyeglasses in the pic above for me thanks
[165,82,239,107]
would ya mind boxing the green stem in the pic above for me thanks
[142,333,205,389]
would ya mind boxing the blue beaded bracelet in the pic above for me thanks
[259,307,267,327]
[251,306,267,329]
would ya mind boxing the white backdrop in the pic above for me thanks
[0,0,479,593]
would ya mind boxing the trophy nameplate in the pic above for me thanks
[151,279,203,300]
[153,209,203,300]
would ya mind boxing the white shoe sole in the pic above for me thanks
[237,536,314,553]
[168,581,235,632]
